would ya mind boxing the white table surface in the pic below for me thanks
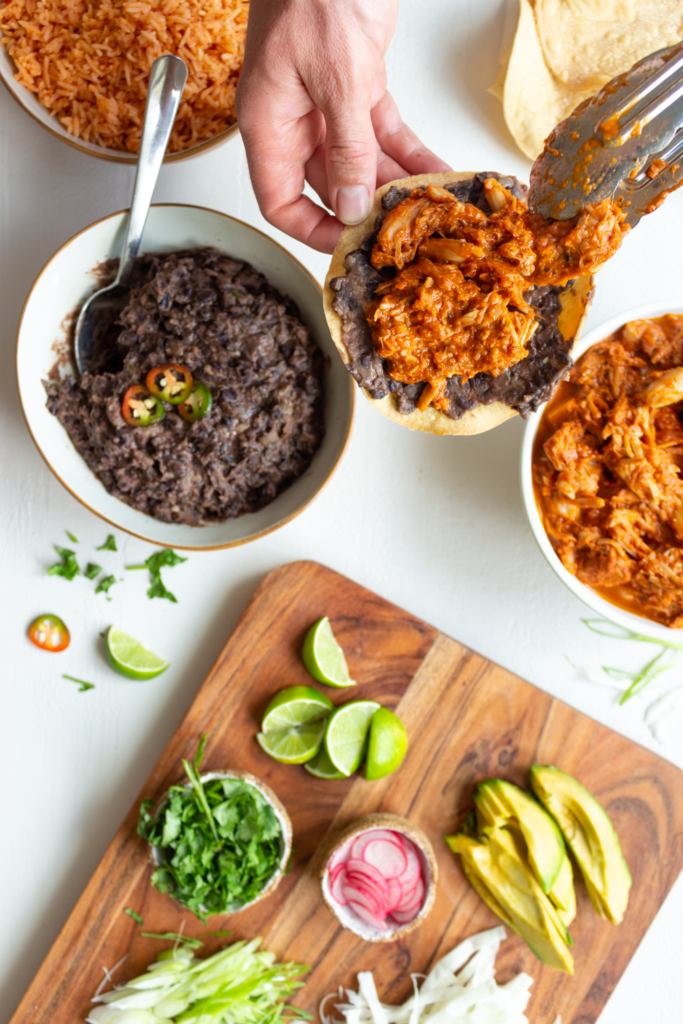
[2,1,683,1020]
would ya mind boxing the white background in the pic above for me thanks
[2,0,683,1021]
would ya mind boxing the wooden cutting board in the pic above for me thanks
[11,561,683,1024]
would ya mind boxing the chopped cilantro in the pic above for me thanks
[140,931,203,949]
[63,674,95,692]
[48,546,80,581]
[95,574,117,596]
[84,562,102,580]
[137,736,283,922]
[125,908,144,925]
[127,548,187,603]
[66,531,78,543]
[98,534,118,552]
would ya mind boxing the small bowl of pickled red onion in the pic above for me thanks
[319,813,437,942]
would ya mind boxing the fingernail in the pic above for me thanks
[336,185,371,226]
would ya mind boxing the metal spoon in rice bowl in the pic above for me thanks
[74,54,187,375]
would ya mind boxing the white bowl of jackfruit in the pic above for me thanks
[521,301,683,643]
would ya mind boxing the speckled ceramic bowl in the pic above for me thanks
[319,813,438,943]
[149,769,292,915]
[16,204,354,549]
[0,37,239,162]
[521,301,683,643]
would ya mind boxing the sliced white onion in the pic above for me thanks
[358,971,388,1024]
[320,927,533,1024]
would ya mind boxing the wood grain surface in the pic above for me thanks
[10,561,683,1024]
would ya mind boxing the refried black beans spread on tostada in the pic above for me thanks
[44,249,326,525]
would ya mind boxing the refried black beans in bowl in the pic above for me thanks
[17,206,354,550]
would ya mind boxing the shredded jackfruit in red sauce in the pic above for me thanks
[367,180,628,413]
[533,315,683,627]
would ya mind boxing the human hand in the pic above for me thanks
[235,0,452,253]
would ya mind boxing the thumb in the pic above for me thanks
[323,102,377,226]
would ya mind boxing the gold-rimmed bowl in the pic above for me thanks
[148,770,293,915]
[16,204,355,550]
[0,36,239,162]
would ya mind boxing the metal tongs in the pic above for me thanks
[529,41,683,226]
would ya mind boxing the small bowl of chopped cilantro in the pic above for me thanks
[138,737,292,921]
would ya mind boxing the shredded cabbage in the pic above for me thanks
[320,927,533,1024]
[86,938,308,1024]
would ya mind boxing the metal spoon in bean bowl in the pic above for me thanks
[74,54,188,375]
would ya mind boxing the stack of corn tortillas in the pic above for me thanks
[492,0,683,160]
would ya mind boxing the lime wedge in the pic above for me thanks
[257,720,327,764]
[365,706,408,780]
[304,746,346,779]
[258,685,334,764]
[105,626,169,680]
[324,700,380,776]
[302,617,355,688]
[261,685,334,732]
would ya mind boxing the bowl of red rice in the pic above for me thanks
[0,0,247,162]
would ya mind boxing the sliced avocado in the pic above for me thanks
[530,766,631,924]
[475,778,566,894]
[503,819,576,924]
[495,825,573,946]
[459,853,515,930]
[549,851,577,926]
[446,828,574,974]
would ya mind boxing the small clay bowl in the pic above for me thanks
[149,769,292,915]
[319,812,438,942]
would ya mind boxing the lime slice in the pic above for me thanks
[304,746,346,779]
[324,700,380,776]
[105,626,169,680]
[261,685,334,732]
[302,617,355,688]
[365,707,408,780]
[257,720,327,764]
[259,686,334,765]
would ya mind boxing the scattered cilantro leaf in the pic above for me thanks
[47,546,80,581]
[95,575,117,596]
[98,534,118,552]
[66,531,78,543]
[137,737,284,922]
[127,548,187,603]
[140,931,204,949]
[125,908,144,925]
[148,575,177,602]
[146,549,187,574]
[63,674,95,692]
[84,562,102,580]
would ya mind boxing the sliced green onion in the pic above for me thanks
[87,937,308,1024]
